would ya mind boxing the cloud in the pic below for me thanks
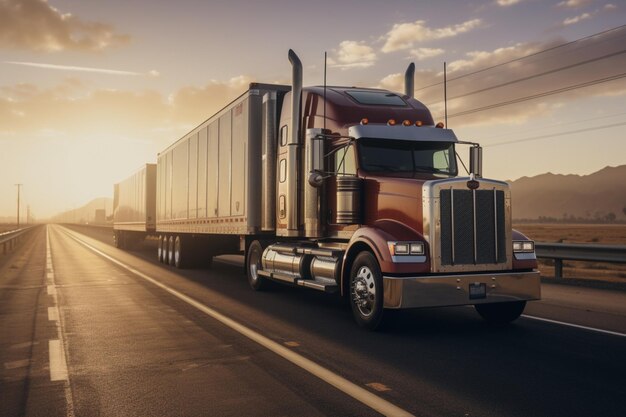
[378,30,626,126]
[5,61,157,77]
[604,3,617,10]
[562,12,592,25]
[329,41,377,69]
[557,0,594,8]
[496,0,522,6]
[382,19,482,53]
[0,0,129,52]
[0,75,258,139]
[408,47,445,61]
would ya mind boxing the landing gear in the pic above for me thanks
[349,252,384,330]
[246,240,268,291]
[475,301,526,325]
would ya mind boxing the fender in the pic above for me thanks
[339,220,431,296]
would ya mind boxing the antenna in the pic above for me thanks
[444,61,448,128]
[324,51,327,132]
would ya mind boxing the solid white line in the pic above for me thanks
[49,340,68,381]
[522,314,626,338]
[62,227,414,417]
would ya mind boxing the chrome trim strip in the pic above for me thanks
[472,188,477,265]
[450,187,455,265]
[493,187,498,262]
[514,252,537,260]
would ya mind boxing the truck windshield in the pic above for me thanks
[357,138,457,176]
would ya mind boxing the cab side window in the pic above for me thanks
[335,145,356,175]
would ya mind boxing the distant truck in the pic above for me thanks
[113,164,156,248]
[115,50,540,329]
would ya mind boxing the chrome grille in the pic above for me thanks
[423,178,512,273]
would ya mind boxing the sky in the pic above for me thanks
[1,0,625,219]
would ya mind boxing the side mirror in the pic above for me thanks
[469,145,482,178]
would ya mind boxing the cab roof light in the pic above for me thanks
[415,120,423,127]
[360,118,369,125]
[402,120,412,126]
[387,119,397,126]
[435,122,445,128]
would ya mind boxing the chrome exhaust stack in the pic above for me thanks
[286,49,303,234]
[405,62,415,98]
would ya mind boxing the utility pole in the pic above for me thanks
[15,183,22,229]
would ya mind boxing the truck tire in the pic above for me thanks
[174,236,189,269]
[157,235,164,263]
[247,240,268,291]
[113,231,122,249]
[167,236,175,266]
[349,251,384,330]
[475,301,526,325]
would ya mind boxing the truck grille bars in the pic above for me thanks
[422,177,512,273]
[440,188,506,266]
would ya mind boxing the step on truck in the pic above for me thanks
[116,50,541,330]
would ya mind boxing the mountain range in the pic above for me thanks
[509,165,626,221]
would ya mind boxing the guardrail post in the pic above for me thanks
[555,259,563,279]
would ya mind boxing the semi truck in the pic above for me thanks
[113,163,156,249]
[115,50,541,329]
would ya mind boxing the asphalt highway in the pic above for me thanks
[1,224,625,417]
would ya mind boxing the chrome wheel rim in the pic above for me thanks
[351,266,376,317]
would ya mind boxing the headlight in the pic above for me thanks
[388,241,425,256]
[513,240,534,253]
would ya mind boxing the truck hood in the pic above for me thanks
[362,174,436,236]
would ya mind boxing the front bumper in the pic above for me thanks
[383,270,541,309]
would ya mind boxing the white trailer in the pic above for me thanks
[113,163,156,248]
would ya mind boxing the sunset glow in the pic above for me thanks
[1,0,625,219]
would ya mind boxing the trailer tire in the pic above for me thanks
[157,235,164,263]
[113,231,122,249]
[475,301,526,325]
[247,240,268,291]
[167,236,175,266]
[349,251,384,330]
[174,235,189,269]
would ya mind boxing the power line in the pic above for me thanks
[415,24,626,91]
[479,110,626,141]
[447,71,626,118]
[431,48,626,105]
[485,121,626,147]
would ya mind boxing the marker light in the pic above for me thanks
[360,118,369,125]
[402,120,412,126]
[387,119,397,126]
[435,122,445,128]
[415,120,423,126]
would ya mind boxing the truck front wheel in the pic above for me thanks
[247,240,268,291]
[475,301,526,325]
[349,252,384,330]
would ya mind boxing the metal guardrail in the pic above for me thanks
[0,226,37,255]
[535,242,626,278]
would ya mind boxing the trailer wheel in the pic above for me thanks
[167,236,175,266]
[113,231,122,249]
[157,235,164,262]
[247,240,268,291]
[349,252,384,330]
[174,236,189,269]
[475,301,526,325]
